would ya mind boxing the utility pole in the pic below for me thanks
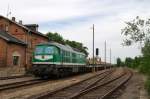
[6,4,11,18]
[110,48,111,64]
[110,48,112,69]
[104,41,106,69]
[92,24,95,72]
[96,48,99,72]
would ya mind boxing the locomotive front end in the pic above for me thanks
[32,44,59,78]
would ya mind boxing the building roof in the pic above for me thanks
[0,15,48,39]
[0,30,27,45]
[24,24,39,27]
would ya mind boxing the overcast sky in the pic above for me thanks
[1,0,149,63]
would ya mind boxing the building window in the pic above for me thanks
[0,24,3,29]
[13,56,19,65]
[12,51,20,66]
[5,25,9,32]
[15,29,18,32]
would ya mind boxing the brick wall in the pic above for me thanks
[31,33,48,50]
[0,38,26,77]
[0,37,26,68]
[0,66,25,77]
[0,17,48,68]
[7,43,26,67]
[0,18,27,42]
[0,38,7,67]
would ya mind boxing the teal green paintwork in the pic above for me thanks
[32,44,86,64]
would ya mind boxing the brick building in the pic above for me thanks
[0,15,49,69]
[0,30,26,67]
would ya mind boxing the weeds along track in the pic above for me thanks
[28,69,115,99]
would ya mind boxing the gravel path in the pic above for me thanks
[117,70,149,99]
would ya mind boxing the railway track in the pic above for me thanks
[28,68,132,99]
[0,75,31,80]
[0,78,47,92]
[28,69,115,99]
[100,69,132,99]
[72,68,132,99]
[0,69,112,93]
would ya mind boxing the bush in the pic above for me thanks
[145,77,150,95]
[138,58,150,75]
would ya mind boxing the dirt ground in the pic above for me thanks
[117,69,149,99]
[0,69,109,99]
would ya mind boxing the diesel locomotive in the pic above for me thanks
[31,42,90,78]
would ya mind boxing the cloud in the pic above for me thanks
[1,0,150,63]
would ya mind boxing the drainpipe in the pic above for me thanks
[25,29,30,71]
[5,42,8,67]
[25,44,27,72]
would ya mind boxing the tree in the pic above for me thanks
[139,40,150,74]
[65,40,89,56]
[46,32,65,44]
[116,58,122,67]
[125,57,133,67]
[122,16,150,73]
[121,16,150,46]
[122,16,150,94]
[131,56,141,68]
[142,40,150,58]
[124,57,141,68]
[46,32,89,56]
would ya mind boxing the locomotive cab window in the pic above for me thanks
[45,46,54,54]
[35,46,44,54]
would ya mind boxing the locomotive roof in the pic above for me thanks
[37,42,85,55]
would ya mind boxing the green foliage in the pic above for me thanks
[142,40,150,58]
[116,58,125,67]
[139,41,150,75]
[124,57,142,69]
[116,58,121,67]
[131,57,141,68]
[125,57,133,67]
[65,40,88,56]
[145,77,150,95]
[46,32,88,56]
[46,32,65,44]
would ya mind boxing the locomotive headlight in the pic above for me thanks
[35,55,53,60]
[42,55,45,59]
